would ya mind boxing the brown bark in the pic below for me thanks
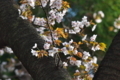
[0,0,71,80]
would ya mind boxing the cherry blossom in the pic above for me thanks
[34,17,46,26]
[114,16,120,29]
[92,25,97,31]
[32,43,37,48]
[43,42,51,50]
[90,34,97,41]
[82,34,87,41]
[63,62,68,67]
[31,49,38,57]
[41,0,49,7]
[17,0,106,80]
[27,0,36,8]
[48,50,56,57]
[93,11,104,23]
[50,0,62,9]
[82,51,91,60]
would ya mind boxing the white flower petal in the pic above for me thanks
[92,25,97,31]
[32,43,37,48]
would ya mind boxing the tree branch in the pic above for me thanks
[93,31,120,80]
[0,0,71,80]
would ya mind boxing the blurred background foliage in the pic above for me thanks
[1,0,120,80]
[65,0,120,48]
[62,0,120,62]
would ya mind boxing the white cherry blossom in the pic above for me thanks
[50,0,62,9]
[56,12,64,23]
[48,50,56,57]
[91,56,97,64]
[49,9,57,19]
[36,27,45,34]
[82,34,87,41]
[73,27,81,33]
[91,45,100,51]
[20,4,27,12]
[69,29,76,34]
[41,0,49,7]
[43,42,51,50]
[83,62,93,72]
[73,49,78,55]
[63,62,68,67]
[0,49,4,56]
[93,11,104,23]
[92,25,97,31]
[81,16,90,27]
[68,45,74,51]
[32,43,37,48]
[82,51,90,60]
[34,17,46,26]
[90,34,97,41]
[72,21,77,27]
[98,11,105,18]
[114,16,120,29]
[31,49,38,57]
[75,60,81,67]
[27,0,36,9]
[15,69,25,76]
[4,47,13,54]
[61,47,69,55]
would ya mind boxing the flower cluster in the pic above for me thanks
[108,16,120,32]
[68,16,90,34]
[113,16,120,32]
[18,0,107,80]
[0,47,32,79]
[93,11,105,23]
[0,47,13,56]
[19,0,69,25]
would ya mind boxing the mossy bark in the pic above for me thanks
[0,0,71,80]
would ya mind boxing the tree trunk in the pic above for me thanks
[0,0,72,80]
[93,31,120,80]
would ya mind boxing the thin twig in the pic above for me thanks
[39,0,55,46]
[39,0,62,67]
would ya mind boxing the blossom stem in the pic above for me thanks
[39,0,62,67]
[39,0,55,46]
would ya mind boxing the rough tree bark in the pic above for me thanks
[0,0,72,80]
[93,31,120,80]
